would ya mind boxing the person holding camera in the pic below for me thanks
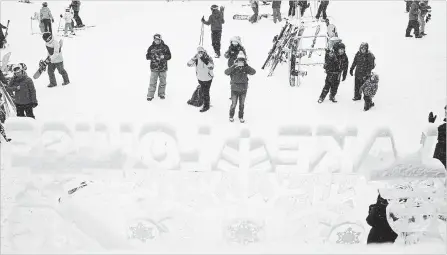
[224,52,256,123]
[187,46,214,113]
[146,33,172,101]
[6,64,37,119]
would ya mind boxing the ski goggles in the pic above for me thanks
[13,66,22,73]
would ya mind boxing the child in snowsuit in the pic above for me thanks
[224,52,256,123]
[366,194,398,244]
[202,5,225,58]
[428,106,446,168]
[61,8,76,37]
[418,1,431,36]
[360,72,379,111]
[187,46,214,113]
[40,2,54,34]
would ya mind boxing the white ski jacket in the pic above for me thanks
[46,39,64,63]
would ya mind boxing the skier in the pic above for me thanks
[42,32,70,87]
[60,8,76,37]
[428,106,446,168]
[187,46,214,113]
[418,1,431,36]
[360,72,379,111]
[318,41,348,103]
[405,0,422,38]
[349,42,375,101]
[6,64,37,119]
[366,194,398,244]
[224,52,256,123]
[271,0,282,24]
[201,5,225,58]
[316,0,329,20]
[249,0,259,24]
[40,2,55,34]
[297,1,310,17]
[288,1,297,18]
[146,33,172,101]
[405,0,412,13]
[69,0,85,28]
[0,23,7,49]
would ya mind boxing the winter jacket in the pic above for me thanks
[419,2,431,16]
[272,0,281,9]
[350,43,375,78]
[224,44,247,67]
[187,52,214,82]
[203,9,225,31]
[70,0,81,12]
[366,195,398,244]
[7,74,37,106]
[409,1,420,20]
[146,40,172,72]
[46,39,64,64]
[360,73,379,97]
[324,43,349,78]
[63,11,75,23]
[40,7,54,20]
[224,64,256,92]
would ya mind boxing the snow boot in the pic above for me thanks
[159,95,165,99]
[405,34,413,38]
[318,98,324,104]
[229,117,234,122]
[239,118,245,123]
[62,81,70,86]
[147,97,153,101]
[47,84,57,88]
[329,97,338,103]
[200,106,210,112]
[352,97,361,101]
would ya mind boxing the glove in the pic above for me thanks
[31,102,38,108]
[201,16,205,23]
[220,6,225,12]
[200,55,209,65]
[52,19,54,23]
[349,69,354,76]
[60,14,63,18]
[428,112,437,123]
[342,73,347,81]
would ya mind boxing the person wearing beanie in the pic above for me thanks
[42,32,70,87]
[5,64,38,119]
[201,4,225,58]
[350,42,375,101]
[428,106,446,168]
[187,46,214,112]
[224,52,256,123]
[146,33,172,101]
[366,193,398,244]
[318,41,349,103]
[40,2,54,34]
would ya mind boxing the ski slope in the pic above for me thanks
[0,0,446,253]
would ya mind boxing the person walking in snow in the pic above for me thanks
[350,42,375,101]
[70,0,85,28]
[6,64,37,119]
[405,0,422,38]
[318,41,349,103]
[272,0,282,23]
[202,5,225,58]
[146,33,172,101]
[316,0,329,20]
[42,32,70,87]
[40,2,54,34]
[60,8,76,37]
[428,106,446,168]
[224,52,256,123]
[187,46,214,113]
[360,72,379,111]
[366,193,398,244]
[418,1,431,36]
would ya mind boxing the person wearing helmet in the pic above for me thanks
[40,2,54,34]
[316,0,329,20]
[318,41,349,103]
[60,8,76,36]
[145,33,172,101]
[42,32,70,87]
[224,52,256,123]
[350,42,375,101]
[201,4,225,58]
[6,64,37,119]
[366,193,398,244]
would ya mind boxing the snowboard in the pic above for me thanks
[33,39,63,79]
[233,14,270,20]
[1,52,11,73]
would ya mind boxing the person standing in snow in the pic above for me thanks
[70,0,85,28]
[0,23,7,49]
[187,46,214,113]
[6,64,37,119]
[418,1,431,36]
[272,0,282,24]
[201,5,225,58]
[288,1,297,18]
[42,32,70,88]
[316,0,329,20]
[366,194,398,244]
[360,72,379,111]
[146,33,172,101]
[60,8,76,37]
[318,41,349,103]
[224,52,256,123]
[224,36,247,68]
[349,42,375,101]
[40,2,54,34]
[405,0,422,38]
[428,106,446,168]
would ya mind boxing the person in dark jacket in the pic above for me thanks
[318,41,349,103]
[366,194,398,244]
[428,107,446,168]
[0,23,7,49]
[272,0,282,23]
[350,42,375,101]
[288,1,297,17]
[6,64,38,119]
[316,0,329,20]
[406,1,422,38]
[224,52,256,123]
[69,0,84,28]
[202,5,225,58]
[146,33,172,101]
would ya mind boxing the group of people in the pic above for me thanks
[38,1,85,35]
[405,0,431,38]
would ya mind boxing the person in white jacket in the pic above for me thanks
[42,32,70,87]
[60,8,76,36]
[187,46,214,112]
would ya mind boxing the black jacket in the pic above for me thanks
[366,195,398,244]
[146,40,172,72]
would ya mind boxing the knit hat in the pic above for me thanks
[360,42,369,52]
[211,4,219,10]
[236,51,246,59]
[230,36,242,45]
[153,33,162,40]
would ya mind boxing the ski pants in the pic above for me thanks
[272,8,282,23]
[48,62,70,86]
[405,1,412,12]
[198,79,212,108]
[42,19,52,34]
[419,13,426,33]
[230,90,247,119]
[73,10,83,26]
[316,1,329,19]
[147,71,167,98]
[16,104,35,119]
[406,19,420,36]
[288,1,296,17]
[354,75,364,99]
[320,72,341,100]
[211,30,222,56]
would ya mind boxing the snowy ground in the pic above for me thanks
[0,0,446,253]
